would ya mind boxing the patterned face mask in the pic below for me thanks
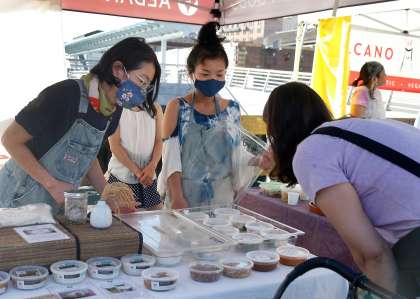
[116,66,151,110]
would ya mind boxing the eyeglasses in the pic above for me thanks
[135,73,155,95]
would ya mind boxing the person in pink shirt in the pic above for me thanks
[261,82,420,298]
[350,61,386,119]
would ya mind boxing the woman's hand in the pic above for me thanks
[171,196,189,209]
[257,147,275,173]
[44,179,75,206]
[137,162,156,187]
[133,166,143,182]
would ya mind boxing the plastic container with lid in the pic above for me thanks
[232,233,264,252]
[220,257,253,278]
[246,250,279,272]
[78,185,101,205]
[87,257,121,280]
[259,181,283,197]
[0,271,10,295]
[189,261,223,283]
[121,254,156,276]
[50,260,88,285]
[213,225,239,238]
[277,245,310,266]
[230,215,256,231]
[183,211,210,223]
[9,265,49,290]
[203,217,231,228]
[214,208,240,221]
[157,253,183,266]
[260,229,291,247]
[245,221,274,234]
[143,267,179,291]
[192,247,224,261]
[117,210,234,269]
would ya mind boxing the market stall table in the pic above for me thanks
[239,188,357,270]
[1,253,348,299]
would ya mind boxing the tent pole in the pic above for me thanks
[291,21,307,81]
[161,39,167,82]
[332,0,339,17]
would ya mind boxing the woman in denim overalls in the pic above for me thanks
[0,38,161,214]
[159,22,241,209]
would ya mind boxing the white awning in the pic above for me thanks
[221,0,395,24]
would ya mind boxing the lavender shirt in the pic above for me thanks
[293,118,420,245]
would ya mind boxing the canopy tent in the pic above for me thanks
[220,0,394,25]
[65,21,199,55]
[61,0,215,25]
[60,0,395,25]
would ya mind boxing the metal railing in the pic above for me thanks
[225,66,311,93]
[67,59,311,93]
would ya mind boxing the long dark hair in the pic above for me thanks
[187,22,228,74]
[263,82,333,185]
[352,61,384,99]
[90,37,161,117]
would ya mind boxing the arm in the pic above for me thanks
[85,158,106,194]
[316,183,398,292]
[151,104,163,166]
[351,104,367,118]
[162,99,188,209]
[350,87,368,118]
[108,125,142,179]
[2,121,74,205]
[139,104,163,186]
[167,172,188,209]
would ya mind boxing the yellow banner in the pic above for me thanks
[311,16,352,118]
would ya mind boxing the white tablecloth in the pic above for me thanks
[1,253,348,299]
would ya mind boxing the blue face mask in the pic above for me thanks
[117,80,146,109]
[116,79,146,109]
[194,79,225,97]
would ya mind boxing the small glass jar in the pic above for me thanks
[64,190,88,224]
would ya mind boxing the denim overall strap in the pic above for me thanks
[0,79,110,214]
[180,94,232,207]
[190,94,221,122]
